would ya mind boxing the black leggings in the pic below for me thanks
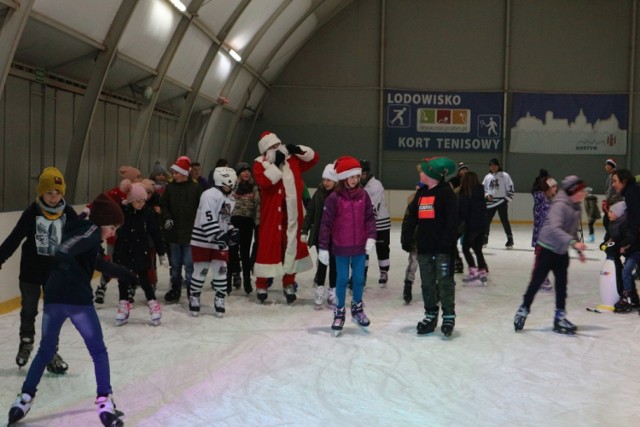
[485,201,513,240]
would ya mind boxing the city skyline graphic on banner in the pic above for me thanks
[513,109,621,134]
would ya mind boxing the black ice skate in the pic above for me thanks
[416,312,438,335]
[441,315,455,337]
[351,301,370,329]
[614,290,639,313]
[403,281,412,304]
[164,285,181,304]
[8,393,32,425]
[46,353,69,375]
[553,311,577,335]
[514,305,529,332]
[378,271,388,288]
[505,236,514,249]
[283,285,297,305]
[257,288,268,303]
[96,395,124,427]
[232,273,242,290]
[94,279,107,304]
[15,337,34,368]
[332,306,346,337]
[243,276,253,295]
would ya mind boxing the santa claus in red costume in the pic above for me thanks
[253,131,319,303]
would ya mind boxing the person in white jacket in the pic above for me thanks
[360,160,392,286]
[482,158,515,249]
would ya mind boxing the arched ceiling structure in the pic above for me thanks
[0,0,353,199]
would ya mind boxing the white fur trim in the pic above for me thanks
[337,167,362,180]
[170,164,189,176]
[262,161,282,184]
[258,133,281,154]
[294,145,315,162]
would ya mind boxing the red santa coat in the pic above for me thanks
[253,146,319,278]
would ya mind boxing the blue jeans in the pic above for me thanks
[335,254,366,308]
[622,251,640,292]
[169,243,193,290]
[23,304,111,397]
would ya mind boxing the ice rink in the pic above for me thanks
[1,223,639,427]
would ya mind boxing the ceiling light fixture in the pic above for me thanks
[229,49,242,63]
[168,0,187,12]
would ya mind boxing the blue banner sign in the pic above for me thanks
[384,90,503,152]
[510,93,628,155]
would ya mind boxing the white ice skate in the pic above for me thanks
[214,294,225,318]
[189,294,200,317]
[96,395,124,427]
[147,299,161,326]
[115,300,130,326]
[314,285,325,309]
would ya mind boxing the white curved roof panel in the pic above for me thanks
[33,0,120,42]
[167,25,211,86]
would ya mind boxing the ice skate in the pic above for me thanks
[15,337,33,368]
[332,306,346,337]
[378,271,388,288]
[94,279,107,304]
[46,352,68,374]
[454,257,464,274]
[96,395,124,427]
[147,299,162,326]
[8,393,33,425]
[441,315,455,337]
[115,300,130,326]
[540,277,553,293]
[232,273,242,289]
[416,312,438,335]
[243,276,253,295]
[586,234,595,243]
[314,285,325,309]
[327,287,337,307]
[283,285,297,305]
[189,294,201,317]
[614,290,639,313]
[351,301,370,329]
[257,288,268,303]
[214,292,226,318]
[505,236,514,249]
[164,285,181,304]
[553,310,577,334]
[462,267,481,286]
[478,268,488,285]
[514,305,529,332]
[127,284,136,304]
[403,280,412,304]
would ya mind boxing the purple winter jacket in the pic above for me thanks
[318,186,377,257]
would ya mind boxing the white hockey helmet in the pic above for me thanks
[213,166,237,188]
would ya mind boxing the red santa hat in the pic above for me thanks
[258,131,282,154]
[170,156,191,176]
[120,179,147,205]
[334,156,362,180]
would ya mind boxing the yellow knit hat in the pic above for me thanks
[37,167,66,196]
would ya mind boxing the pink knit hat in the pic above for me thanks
[120,179,147,205]
[119,165,141,181]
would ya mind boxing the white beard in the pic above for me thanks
[264,145,289,165]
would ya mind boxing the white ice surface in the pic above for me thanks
[1,224,640,427]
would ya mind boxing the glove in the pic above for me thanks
[286,144,304,155]
[275,150,286,167]
[158,255,169,268]
[164,219,174,230]
[300,234,308,243]
[318,249,329,265]
[228,228,240,246]
[365,238,376,254]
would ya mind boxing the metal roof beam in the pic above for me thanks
[0,0,34,95]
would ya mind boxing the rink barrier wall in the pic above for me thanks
[0,194,602,313]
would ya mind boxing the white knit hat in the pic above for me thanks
[321,163,338,182]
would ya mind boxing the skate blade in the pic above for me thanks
[115,319,128,326]
[215,312,224,318]
[553,329,577,335]
[151,320,161,326]
[190,312,199,317]
[333,330,343,337]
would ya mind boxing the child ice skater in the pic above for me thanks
[514,176,588,334]
[583,187,601,243]
[459,171,489,286]
[301,163,339,309]
[317,156,376,336]
[8,193,136,427]
[189,166,237,317]
[112,180,168,326]
[401,182,423,304]
[0,167,78,374]
[401,157,459,337]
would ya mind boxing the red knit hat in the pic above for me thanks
[258,131,282,154]
[334,156,362,180]
[90,193,124,226]
[170,156,191,176]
